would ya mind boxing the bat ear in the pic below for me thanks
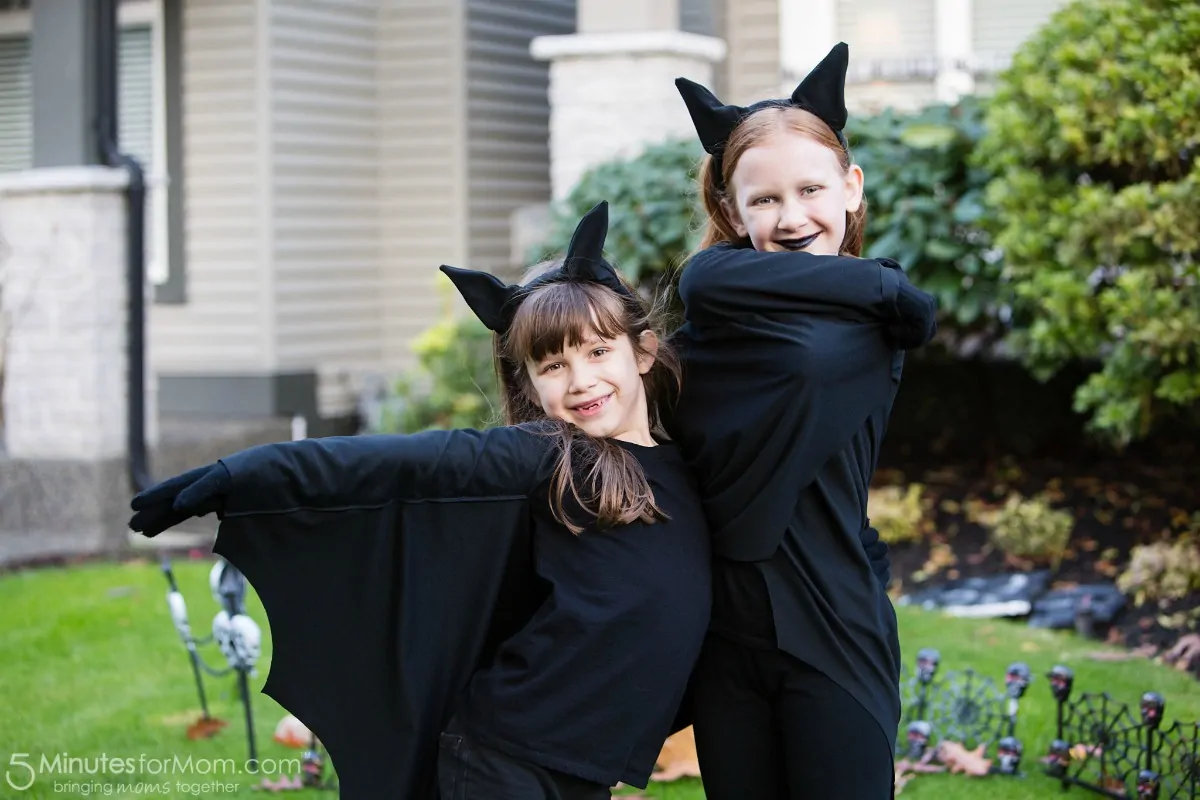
[562,201,608,271]
[561,201,628,289]
[439,265,515,333]
[674,77,747,155]
[791,42,849,136]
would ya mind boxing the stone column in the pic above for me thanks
[0,166,155,563]
[531,0,727,201]
[935,0,975,103]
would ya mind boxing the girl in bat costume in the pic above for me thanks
[129,203,713,800]
[665,43,939,798]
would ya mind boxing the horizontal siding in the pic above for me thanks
[838,0,937,70]
[465,0,574,272]
[268,0,381,414]
[150,0,267,371]
[725,0,779,105]
[680,0,719,37]
[379,0,465,369]
[973,0,1071,65]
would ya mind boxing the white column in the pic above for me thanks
[778,0,838,94]
[531,0,727,202]
[0,166,158,460]
[935,0,975,102]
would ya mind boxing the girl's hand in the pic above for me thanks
[129,463,232,537]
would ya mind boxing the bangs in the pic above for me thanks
[505,281,629,365]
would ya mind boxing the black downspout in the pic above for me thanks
[95,0,151,493]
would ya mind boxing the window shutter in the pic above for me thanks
[0,35,31,173]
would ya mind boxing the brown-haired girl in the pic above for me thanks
[128,202,711,800]
[666,43,939,799]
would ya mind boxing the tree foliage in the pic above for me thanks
[974,0,1200,447]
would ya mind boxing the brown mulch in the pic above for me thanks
[876,445,1200,680]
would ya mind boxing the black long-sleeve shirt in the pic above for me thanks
[664,241,936,753]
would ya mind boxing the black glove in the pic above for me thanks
[129,462,232,537]
[860,524,892,591]
[878,259,938,350]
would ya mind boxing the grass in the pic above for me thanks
[1,558,1197,799]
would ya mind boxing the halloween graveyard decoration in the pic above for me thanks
[161,557,262,769]
[1041,667,1200,799]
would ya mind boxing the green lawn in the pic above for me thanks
[1,558,1196,799]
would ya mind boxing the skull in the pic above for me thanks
[301,749,325,788]
[1005,662,1032,699]
[1042,739,1071,778]
[212,609,235,666]
[1137,769,1160,800]
[229,614,262,671]
[1140,692,1165,729]
[996,736,1023,775]
[906,720,933,760]
[916,648,940,683]
[1047,665,1074,702]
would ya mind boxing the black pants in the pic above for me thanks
[437,717,611,800]
[691,633,895,800]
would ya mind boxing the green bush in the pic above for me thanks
[975,493,1075,568]
[377,278,501,434]
[974,0,1200,447]
[851,97,1002,334]
[866,483,932,544]
[1116,533,1200,607]
[535,138,706,291]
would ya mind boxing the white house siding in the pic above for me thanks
[724,0,779,105]
[463,0,574,273]
[268,0,381,417]
[149,0,268,372]
[972,0,1070,66]
[378,0,467,369]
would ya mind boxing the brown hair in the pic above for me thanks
[697,106,867,256]
[494,261,683,534]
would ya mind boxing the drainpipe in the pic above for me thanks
[94,0,151,492]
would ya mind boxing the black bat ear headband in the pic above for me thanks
[439,201,636,335]
[675,42,850,185]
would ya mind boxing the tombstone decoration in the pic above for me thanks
[1044,668,1200,799]
[160,556,262,771]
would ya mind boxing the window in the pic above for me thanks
[0,0,181,299]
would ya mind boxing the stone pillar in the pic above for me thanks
[935,0,975,103]
[0,166,155,563]
[531,0,727,201]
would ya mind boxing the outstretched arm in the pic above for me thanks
[130,426,555,537]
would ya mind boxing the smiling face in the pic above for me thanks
[526,326,658,445]
[500,279,662,447]
[723,119,864,257]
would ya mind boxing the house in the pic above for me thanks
[0,0,1070,439]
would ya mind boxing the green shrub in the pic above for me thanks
[535,138,706,291]
[867,484,931,544]
[850,97,1002,334]
[976,493,1075,567]
[1116,534,1200,606]
[377,279,501,433]
[974,0,1200,447]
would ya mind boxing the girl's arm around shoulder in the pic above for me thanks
[677,243,937,347]
[219,424,558,517]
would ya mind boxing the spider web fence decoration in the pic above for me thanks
[896,648,1032,775]
[1041,665,1200,800]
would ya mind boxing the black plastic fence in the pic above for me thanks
[897,649,1200,798]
